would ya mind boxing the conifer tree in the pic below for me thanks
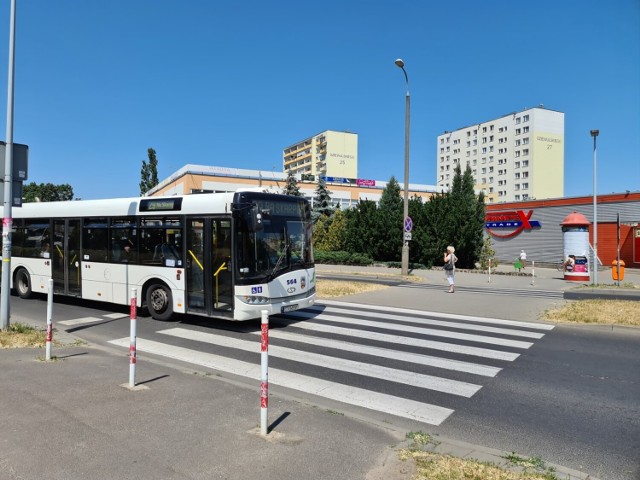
[282,171,302,196]
[312,177,334,221]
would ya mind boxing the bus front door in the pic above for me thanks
[52,219,81,297]
[186,217,233,317]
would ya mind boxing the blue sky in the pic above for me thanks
[0,0,638,200]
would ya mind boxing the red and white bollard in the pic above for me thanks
[129,288,137,388]
[45,279,54,361]
[260,309,269,436]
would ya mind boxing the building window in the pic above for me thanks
[523,114,529,122]
[523,126,529,133]
[522,183,528,189]
[523,137,529,145]
[515,194,521,200]
[515,117,521,124]
[522,160,529,167]
[515,139,521,146]
[515,161,520,168]
[515,128,521,135]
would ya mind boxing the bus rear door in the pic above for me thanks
[52,219,81,297]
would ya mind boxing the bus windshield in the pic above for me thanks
[234,194,313,283]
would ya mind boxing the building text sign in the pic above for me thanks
[485,210,541,238]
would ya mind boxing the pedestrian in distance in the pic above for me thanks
[519,249,527,269]
[443,245,458,293]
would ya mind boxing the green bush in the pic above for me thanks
[314,250,373,265]
[385,261,427,270]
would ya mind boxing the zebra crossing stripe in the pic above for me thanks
[314,305,545,339]
[250,328,502,377]
[58,317,104,326]
[107,337,454,425]
[319,300,555,331]
[286,311,534,349]
[157,328,482,397]
[275,320,520,361]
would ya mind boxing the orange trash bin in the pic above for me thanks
[611,260,625,281]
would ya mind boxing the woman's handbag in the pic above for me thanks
[444,257,454,270]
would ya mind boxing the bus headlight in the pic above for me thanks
[242,295,269,304]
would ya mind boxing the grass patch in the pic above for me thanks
[316,279,389,298]
[398,450,560,480]
[542,299,640,326]
[0,322,47,348]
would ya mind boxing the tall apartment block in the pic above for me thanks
[436,107,564,203]
[283,130,358,179]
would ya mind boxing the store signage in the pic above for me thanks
[322,176,351,184]
[485,210,541,238]
[357,178,375,187]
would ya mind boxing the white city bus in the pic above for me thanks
[9,190,316,321]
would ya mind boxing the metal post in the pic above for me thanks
[129,288,137,388]
[530,260,535,286]
[590,129,599,286]
[260,309,269,436]
[395,59,410,276]
[616,212,620,287]
[45,279,53,361]
[488,258,491,283]
[1,0,17,331]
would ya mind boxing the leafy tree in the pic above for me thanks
[312,214,331,250]
[322,208,347,251]
[140,147,159,195]
[478,234,498,270]
[312,177,333,222]
[282,171,302,196]
[23,182,74,202]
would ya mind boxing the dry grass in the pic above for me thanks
[542,299,640,326]
[316,279,389,298]
[399,450,558,480]
[0,323,47,348]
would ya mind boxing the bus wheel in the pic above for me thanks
[15,268,33,299]
[146,284,173,321]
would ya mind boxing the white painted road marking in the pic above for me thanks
[108,337,454,426]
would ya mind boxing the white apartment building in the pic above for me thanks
[436,106,564,203]
[283,130,358,179]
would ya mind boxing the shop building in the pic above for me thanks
[146,164,441,209]
[485,192,640,269]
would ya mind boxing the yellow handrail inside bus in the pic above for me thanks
[56,244,63,259]
[214,262,227,308]
[187,249,204,271]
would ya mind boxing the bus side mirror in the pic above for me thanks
[250,206,264,232]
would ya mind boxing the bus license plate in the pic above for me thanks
[281,304,299,313]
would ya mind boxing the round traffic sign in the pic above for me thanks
[404,216,413,232]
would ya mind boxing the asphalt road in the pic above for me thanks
[7,277,640,480]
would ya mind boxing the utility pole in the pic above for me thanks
[1,0,17,330]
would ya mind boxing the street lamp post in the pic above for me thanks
[590,129,599,285]
[395,59,410,276]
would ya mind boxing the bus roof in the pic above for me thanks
[13,192,238,219]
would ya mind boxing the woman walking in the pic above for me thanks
[444,246,458,293]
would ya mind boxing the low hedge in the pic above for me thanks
[314,250,374,265]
